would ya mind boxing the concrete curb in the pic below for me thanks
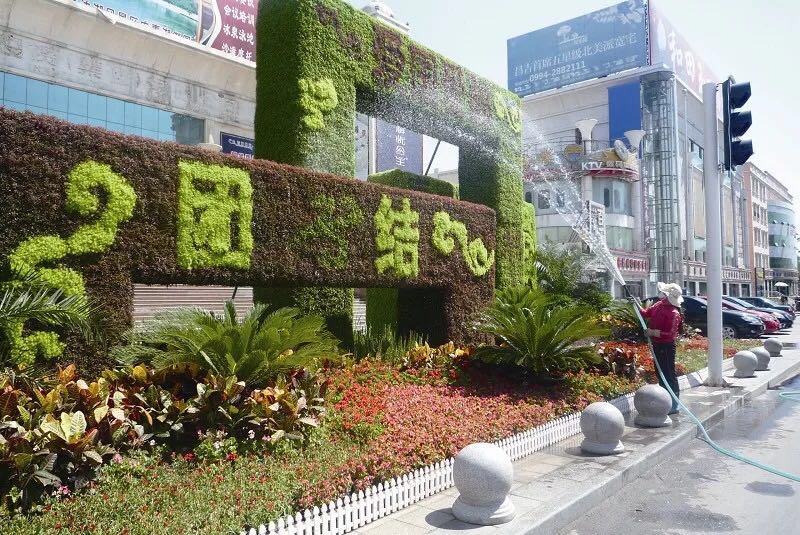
[501,352,800,535]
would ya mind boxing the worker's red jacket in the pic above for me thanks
[640,299,683,344]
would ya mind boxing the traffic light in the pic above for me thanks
[722,77,753,171]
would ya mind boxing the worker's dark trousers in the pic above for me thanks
[652,342,680,411]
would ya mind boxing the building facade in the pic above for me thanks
[510,0,759,298]
[741,163,798,297]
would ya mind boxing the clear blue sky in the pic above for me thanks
[347,0,799,210]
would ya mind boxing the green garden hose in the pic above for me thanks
[626,292,800,483]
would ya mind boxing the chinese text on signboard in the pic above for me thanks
[507,0,648,97]
[70,0,258,63]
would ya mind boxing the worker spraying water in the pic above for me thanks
[638,283,683,414]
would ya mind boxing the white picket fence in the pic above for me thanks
[241,391,636,535]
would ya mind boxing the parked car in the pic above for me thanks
[719,299,780,333]
[723,296,793,328]
[642,295,765,339]
[738,296,795,319]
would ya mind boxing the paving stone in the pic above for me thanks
[360,518,432,534]
[396,505,454,529]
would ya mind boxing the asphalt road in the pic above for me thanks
[561,376,800,535]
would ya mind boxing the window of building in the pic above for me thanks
[606,226,634,251]
[538,191,551,210]
[0,70,204,144]
[524,191,533,203]
[592,179,632,215]
[689,139,704,167]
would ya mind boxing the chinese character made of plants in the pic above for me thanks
[432,212,495,277]
[374,195,420,279]
[6,161,137,366]
[176,161,254,270]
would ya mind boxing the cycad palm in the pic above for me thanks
[0,271,96,365]
[474,286,608,375]
[113,301,340,386]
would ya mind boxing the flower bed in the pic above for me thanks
[596,336,764,384]
[2,354,639,534]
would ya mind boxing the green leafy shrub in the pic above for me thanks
[0,362,328,513]
[112,301,340,386]
[352,325,426,365]
[532,244,611,312]
[473,286,609,376]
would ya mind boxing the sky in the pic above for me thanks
[346,0,799,211]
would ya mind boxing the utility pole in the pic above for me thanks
[703,82,725,387]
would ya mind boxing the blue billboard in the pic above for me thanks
[507,0,649,97]
[220,132,254,159]
[375,119,424,175]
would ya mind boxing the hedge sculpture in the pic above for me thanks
[255,0,526,341]
[0,110,496,368]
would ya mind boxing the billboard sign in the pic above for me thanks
[70,0,258,63]
[375,119,424,175]
[507,0,649,97]
[648,2,716,97]
[220,132,254,159]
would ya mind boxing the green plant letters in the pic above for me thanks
[374,195,420,278]
[298,78,339,131]
[176,161,254,270]
[7,161,137,365]
[432,211,495,277]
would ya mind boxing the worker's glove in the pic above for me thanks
[645,329,661,337]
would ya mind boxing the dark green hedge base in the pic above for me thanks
[0,110,495,364]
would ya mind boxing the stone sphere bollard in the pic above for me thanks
[634,384,673,427]
[580,401,625,455]
[751,346,771,371]
[452,443,515,525]
[764,338,783,358]
[733,350,758,378]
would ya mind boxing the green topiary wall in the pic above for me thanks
[0,110,495,368]
[255,0,525,340]
[365,169,458,338]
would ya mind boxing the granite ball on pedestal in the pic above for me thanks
[733,350,758,378]
[634,384,673,427]
[580,401,625,455]
[764,338,783,358]
[751,346,771,371]
[452,443,515,525]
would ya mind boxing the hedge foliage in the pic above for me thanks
[0,110,496,367]
[255,0,526,337]
[365,170,459,336]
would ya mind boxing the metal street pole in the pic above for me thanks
[703,82,725,386]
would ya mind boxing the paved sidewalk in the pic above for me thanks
[356,338,800,535]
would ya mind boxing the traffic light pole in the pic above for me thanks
[703,82,725,387]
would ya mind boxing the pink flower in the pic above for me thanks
[112,453,123,464]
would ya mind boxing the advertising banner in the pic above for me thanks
[507,0,649,97]
[220,132,254,158]
[375,119,424,175]
[648,1,716,97]
[70,0,258,63]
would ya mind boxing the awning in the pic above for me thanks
[775,282,789,287]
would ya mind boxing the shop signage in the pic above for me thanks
[507,0,648,97]
[220,132,254,159]
[68,0,259,63]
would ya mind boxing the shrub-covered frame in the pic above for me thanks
[255,0,528,339]
[0,110,495,367]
